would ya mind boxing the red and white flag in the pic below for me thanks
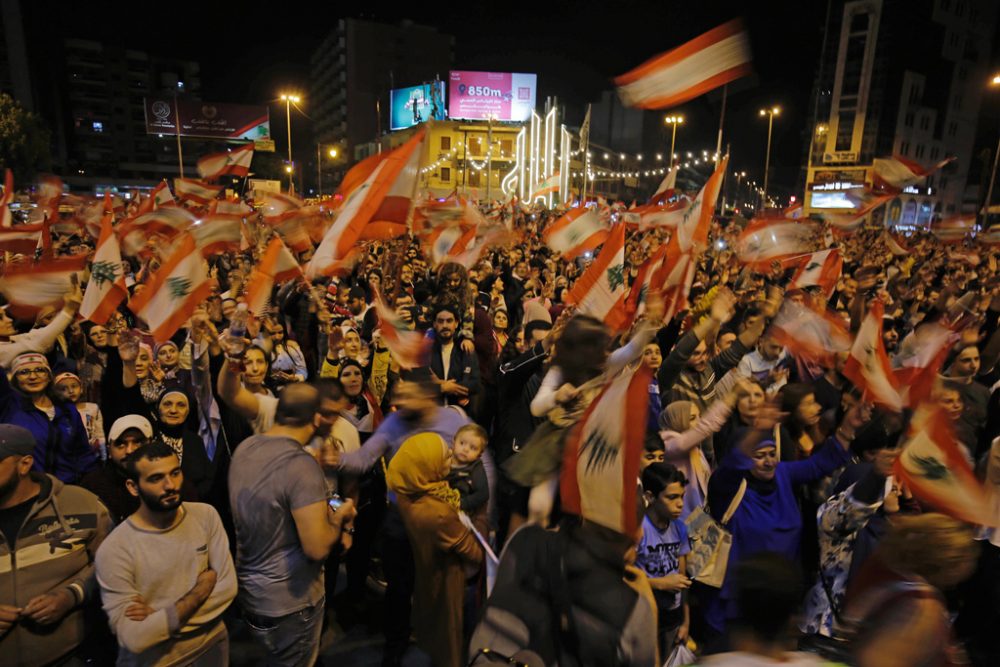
[0,169,13,228]
[893,321,956,409]
[873,155,954,192]
[624,246,666,328]
[615,19,751,109]
[632,198,693,232]
[129,234,215,343]
[427,225,477,267]
[213,199,253,217]
[542,207,609,259]
[189,214,243,256]
[649,165,679,204]
[258,192,304,222]
[245,236,303,316]
[932,215,975,244]
[174,178,222,206]
[885,229,911,256]
[0,225,43,255]
[373,290,428,370]
[80,194,128,324]
[735,218,817,270]
[136,180,176,215]
[769,301,851,366]
[196,144,254,180]
[35,175,64,222]
[560,362,652,536]
[307,130,425,279]
[895,403,996,526]
[818,188,895,233]
[788,248,842,297]
[529,173,560,201]
[0,256,86,319]
[566,223,628,332]
[119,206,197,256]
[675,155,728,251]
[844,299,904,412]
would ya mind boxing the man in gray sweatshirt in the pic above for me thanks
[95,441,237,666]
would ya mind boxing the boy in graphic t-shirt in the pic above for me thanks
[637,462,692,657]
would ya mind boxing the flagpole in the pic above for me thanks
[174,96,185,178]
[715,84,727,158]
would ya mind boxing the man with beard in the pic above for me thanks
[80,415,197,524]
[228,383,357,666]
[332,369,469,667]
[0,424,112,666]
[95,441,236,665]
[428,300,481,408]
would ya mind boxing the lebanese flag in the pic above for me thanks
[0,225,43,254]
[213,198,253,217]
[543,207,609,259]
[0,256,86,319]
[676,155,728,251]
[530,173,560,201]
[649,165,679,204]
[446,225,513,269]
[843,299,904,412]
[373,289,428,370]
[80,194,128,324]
[895,403,996,526]
[819,188,895,232]
[624,245,666,328]
[35,175,64,222]
[0,169,13,227]
[428,225,477,267]
[566,223,628,331]
[885,230,911,256]
[788,248,842,297]
[735,217,818,270]
[119,206,197,256]
[893,321,956,408]
[174,178,222,206]
[307,130,425,279]
[136,180,176,216]
[784,202,804,219]
[129,234,215,343]
[632,197,693,232]
[872,155,954,192]
[769,301,851,366]
[560,362,652,535]
[245,237,303,316]
[196,144,254,180]
[615,19,751,109]
[259,192,304,223]
[189,214,243,256]
[932,215,975,244]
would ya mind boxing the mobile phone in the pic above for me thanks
[328,494,344,512]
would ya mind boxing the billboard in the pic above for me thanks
[448,71,537,122]
[144,98,270,141]
[389,82,446,131]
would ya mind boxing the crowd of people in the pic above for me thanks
[0,189,998,667]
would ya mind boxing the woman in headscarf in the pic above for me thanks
[657,379,752,519]
[386,433,483,667]
[336,358,383,442]
[151,387,214,501]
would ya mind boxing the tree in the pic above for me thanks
[0,93,51,184]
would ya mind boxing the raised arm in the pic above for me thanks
[660,392,735,457]
[216,357,260,423]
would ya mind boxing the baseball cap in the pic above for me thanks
[108,415,154,444]
[0,424,35,459]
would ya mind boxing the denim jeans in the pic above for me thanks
[243,598,325,667]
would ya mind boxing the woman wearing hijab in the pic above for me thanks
[151,387,214,501]
[386,433,483,667]
[657,379,752,519]
[701,400,870,639]
[337,359,384,442]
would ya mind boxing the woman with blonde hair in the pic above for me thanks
[845,513,979,667]
[387,433,483,667]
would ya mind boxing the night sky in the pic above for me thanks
[52,0,825,195]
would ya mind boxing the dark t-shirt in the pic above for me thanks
[0,494,39,549]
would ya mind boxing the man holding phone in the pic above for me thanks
[228,383,356,666]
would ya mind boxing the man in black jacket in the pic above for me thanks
[429,300,481,409]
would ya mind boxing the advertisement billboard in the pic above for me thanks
[448,71,537,122]
[389,82,446,131]
[144,98,270,141]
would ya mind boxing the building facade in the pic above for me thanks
[802,0,997,224]
[310,18,454,168]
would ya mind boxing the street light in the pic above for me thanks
[316,144,341,198]
[280,92,302,189]
[664,115,684,166]
[759,106,780,209]
[984,75,1000,226]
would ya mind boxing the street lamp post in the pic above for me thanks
[735,171,747,210]
[280,93,301,191]
[983,75,1000,227]
[664,115,684,167]
[759,106,780,210]
[317,145,338,198]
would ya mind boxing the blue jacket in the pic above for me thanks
[0,373,98,484]
[704,437,851,632]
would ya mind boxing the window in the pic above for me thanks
[900,141,910,155]
[850,13,869,32]
[835,111,855,151]
[930,146,939,159]
[439,167,451,181]
[920,116,930,131]
[468,136,483,155]
[905,112,914,127]
[468,169,481,187]
[948,121,958,137]
[914,144,925,159]
[909,85,920,104]
[953,94,963,111]
[440,136,451,151]
[501,139,513,155]
[92,121,104,133]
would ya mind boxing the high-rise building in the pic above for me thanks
[310,18,454,163]
[802,0,997,224]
